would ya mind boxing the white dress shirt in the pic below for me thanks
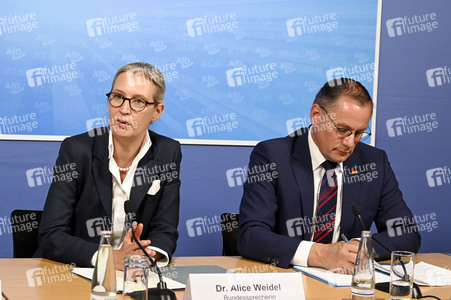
[91,130,169,267]
[290,129,344,267]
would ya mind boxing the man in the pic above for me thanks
[236,78,421,271]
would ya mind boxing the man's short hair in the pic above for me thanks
[111,62,166,103]
[313,78,373,113]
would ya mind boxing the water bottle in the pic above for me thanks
[351,230,375,299]
[91,230,117,299]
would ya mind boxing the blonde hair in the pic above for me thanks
[111,62,166,103]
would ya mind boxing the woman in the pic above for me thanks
[35,62,181,270]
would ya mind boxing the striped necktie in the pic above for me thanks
[313,160,338,244]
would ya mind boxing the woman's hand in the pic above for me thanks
[113,222,158,270]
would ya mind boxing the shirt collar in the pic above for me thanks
[308,129,343,172]
[108,129,152,160]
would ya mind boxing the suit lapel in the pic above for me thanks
[291,131,314,241]
[341,152,363,236]
[128,131,160,213]
[92,132,113,217]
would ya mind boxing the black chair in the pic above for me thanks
[10,210,43,258]
[220,213,239,256]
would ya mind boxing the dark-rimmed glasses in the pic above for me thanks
[106,92,158,112]
[320,106,371,142]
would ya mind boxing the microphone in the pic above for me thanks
[351,204,422,299]
[352,204,391,255]
[124,200,176,300]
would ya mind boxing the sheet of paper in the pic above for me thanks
[375,261,451,286]
[410,262,451,286]
[293,265,390,287]
[72,267,186,291]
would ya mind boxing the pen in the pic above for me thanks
[341,233,350,243]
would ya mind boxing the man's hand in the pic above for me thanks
[113,222,158,270]
[307,241,359,274]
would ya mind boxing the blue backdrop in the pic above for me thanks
[0,0,450,259]
[0,0,377,142]
[376,0,451,252]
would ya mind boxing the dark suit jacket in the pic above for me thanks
[35,128,181,267]
[236,128,421,268]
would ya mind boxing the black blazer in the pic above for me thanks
[237,128,421,268]
[35,128,181,267]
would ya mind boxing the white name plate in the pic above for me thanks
[182,273,305,300]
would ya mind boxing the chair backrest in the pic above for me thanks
[220,213,239,256]
[10,209,43,258]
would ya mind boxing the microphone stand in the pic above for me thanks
[129,222,167,290]
[352,205,422,298]
[124,201,176,300]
